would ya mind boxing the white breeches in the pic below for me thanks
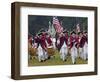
[79,43,88,60]
[83,43,88,60]
[37,48,45,62]
[71,47,78,64]
[60,47,68,61]
[44,50,48,59]
[79,48,84,59]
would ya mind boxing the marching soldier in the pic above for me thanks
[70,31,78,64]
[28,35,38,60]
[58,31,69,61]
[46,34,55,58]
[83,31,88,60]
[40,31,48,60]
[78,31,88,60]
[37,33,45,62]
[58,31,68,50]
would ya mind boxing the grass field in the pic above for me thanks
[28,50,87,66]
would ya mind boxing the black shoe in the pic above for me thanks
[39,60,43,62]
[64,59,66,62]
[63,59,66,62]
[48,56,50,59]
[41,60,43,62]
[74,62,76,64]
[43,60,46,62]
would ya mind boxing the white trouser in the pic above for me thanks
[71,47,78,64]
[83,43,88,60]
[37,48,45,62]
[60,47,68,61]
[43,49,48,60]
[79,44,88,60]
[38,53,45,62]
[79,47,84,59]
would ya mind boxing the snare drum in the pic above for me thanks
[47,47,55,56]
[28,43,37,56]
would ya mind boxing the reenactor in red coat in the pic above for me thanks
[28,35,37,60]
[78,32,83,59]
[59,31,69,61]
[36,33,45,62]
[69,31,78,64]
[83,31,88,60]
[46,34,55,58]
[39,32,47,51]
[39,31,49,60]
[59,31,68,49]
[78,32,86,48]
[84,31,88,60]
[78,31,88,60]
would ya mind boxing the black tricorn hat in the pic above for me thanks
[78,31,83,35]
[63,30,68,33]
[40,29,45,32]
[38,32,42,36]
[71,31,76,35]
[83,31,87,33]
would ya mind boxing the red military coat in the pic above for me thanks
[34,36,39,43]
[46,36,53,46]
[40,34,47,51]
[59,35,68,50]
[28,37,33,45]
[79,35,88,48]
[69,35,78,49]
[65,34,69,46]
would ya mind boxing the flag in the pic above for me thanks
[48,21,52,33]
[48,21,56,37]
[53,16,63,33]
[76,24,80,33]
[51,23,56,37]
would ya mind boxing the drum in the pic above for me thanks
[30,48,37,56]
[28,43,37,57]
[47,48,55,56]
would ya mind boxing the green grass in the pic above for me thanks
[28,50,87,66]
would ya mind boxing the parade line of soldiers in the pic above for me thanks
[28,30,88,64]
